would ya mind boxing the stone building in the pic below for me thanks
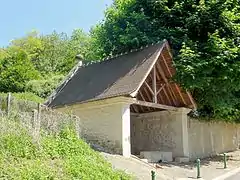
[47,40,199,162]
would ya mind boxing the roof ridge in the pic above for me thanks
[81,40,165,68]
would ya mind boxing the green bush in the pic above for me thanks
[0,121,132,180]
[26,74,64,98]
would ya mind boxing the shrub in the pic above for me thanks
[26,74,64,98]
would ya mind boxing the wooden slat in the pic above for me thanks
[132,100,177,110]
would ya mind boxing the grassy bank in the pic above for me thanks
[0,118,131,180]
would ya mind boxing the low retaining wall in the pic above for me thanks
[131,111,240,161]
[188,118,240,160]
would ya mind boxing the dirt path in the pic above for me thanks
[101,152,171,180]
[102,150,240,180]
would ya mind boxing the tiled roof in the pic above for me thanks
[48,41,166,108]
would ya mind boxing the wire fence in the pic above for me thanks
[0,93,81,142]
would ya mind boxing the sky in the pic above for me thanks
[0,0,113,46]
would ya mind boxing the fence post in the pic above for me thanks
[7,92,11,117]
[75,116,81,139]
[32,109,38,142]
[197,158,201,178]
[35,103,41,143]
[223,153,227,169]
[151,171,156,180]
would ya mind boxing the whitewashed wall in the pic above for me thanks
[188,118,240,160]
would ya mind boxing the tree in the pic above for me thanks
[39,29,93,74]
[0,47,40,92]
[91,0,240,120]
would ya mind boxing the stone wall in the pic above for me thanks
[131,111,240,161]
[188,118,240,160]
[130,110,186,157]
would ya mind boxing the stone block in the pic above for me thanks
[175,157,189,163]
[140,151,173,163]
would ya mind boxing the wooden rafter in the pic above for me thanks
[162,86,172,105]
[138,90,148,112]
[174,84,187,105]
[156,57,178,106]
[144,81,154,95]
[141,87,152,111]
[187,91,197,110]
[130,43,196,113]
[132,104,139,113]
[157,84,165,95]
[161,53,187,105]
[132,100,177,111]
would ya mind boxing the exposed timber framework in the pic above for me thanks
[130,43,196,113]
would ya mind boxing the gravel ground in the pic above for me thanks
[101,150,240,180]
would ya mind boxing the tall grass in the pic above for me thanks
[0,117,132,180]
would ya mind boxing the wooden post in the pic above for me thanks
[75,116,81,139]
[32,109,38,142]
[7,92,11,117]
[152,66,157,103]
[37,103,41,121]
[35,103,41,142]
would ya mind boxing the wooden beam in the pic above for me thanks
[137,87,152,112]
[158,91,165,104]
[166,84,178,106]
[174,84,187,105]
[161,54,172,77]
[132,100,177,111]
[187,91,197,110]
[162,86,172,105]
[157,84,165,95]
[144,81,154,95]
[152,66,157,103]
[139,89,146,101]
[131,104,139,113]
[161,54,186,105]
[156,59,178,105]
[165,43,173,59]
[156,60,168,82]
[138,90,148,112]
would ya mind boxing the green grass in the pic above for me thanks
[0,92,44,103]
[0,119,132,180]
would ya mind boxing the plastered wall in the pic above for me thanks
[188,118,240,160]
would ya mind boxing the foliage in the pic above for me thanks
[91,0,240,120]
[0,92,44,103]
[26,74,64,98]
[0,46,40,92]
[0,119,132,180]
[0,29,92,98]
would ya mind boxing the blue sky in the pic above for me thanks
[0,0,112,46]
